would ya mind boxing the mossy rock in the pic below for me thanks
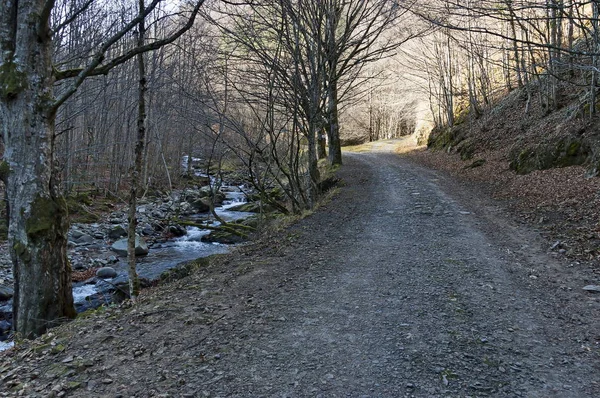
[201,230,245,244]
[66,193,100,223]
[457,139,477,160]
[227,202,263,213]
[427,125,466,151]
[159,254,224,283]
[227,202,280,213]
[509,137,589,175]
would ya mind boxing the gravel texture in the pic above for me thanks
[1,141,599,397]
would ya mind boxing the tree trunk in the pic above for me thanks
[0,0,75,338]
[128,0,148,299]
[317,130,327,159]
[326,78,343,165]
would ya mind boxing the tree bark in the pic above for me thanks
[317,131,327,159]
[128,0,148,299]
[0,0,76,338]
[326,77,343,165]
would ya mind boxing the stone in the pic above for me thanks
[72,262,87,271]
[227,202,265,213]
[71,229,86,239]
[141,224,154,236]
[583,285,600,293]
[108,225,127,240]
[169,225,187,237]
[111,237,149,257]
[75,234,94,244]
[201,230,245,244]
[152,210,165,219]
[0,285,14,300]
[191,199,210,213]
[96,267,117,279]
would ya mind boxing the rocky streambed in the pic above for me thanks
[0,184,259,347]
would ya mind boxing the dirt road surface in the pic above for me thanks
[1,141,599,397]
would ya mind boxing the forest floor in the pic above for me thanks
[2,139,600,397]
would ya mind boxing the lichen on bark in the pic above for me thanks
[25,195,67,237]
[13,241,31,263]
[0,60,28,100]
[0,160,9,183]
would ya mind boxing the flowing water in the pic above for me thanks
[1,187,254,350]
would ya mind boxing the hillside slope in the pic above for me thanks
[413,85,600,270]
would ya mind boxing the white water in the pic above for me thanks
[72,284,101,304]
[0,185,255,350]
[0,341,13,352]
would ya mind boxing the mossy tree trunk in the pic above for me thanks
[0,0,206,339]
[127,0,147,300]
[0,0,76,338]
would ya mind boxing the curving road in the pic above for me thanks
[2,141,599,397]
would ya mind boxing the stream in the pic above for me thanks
[1,186,254,350]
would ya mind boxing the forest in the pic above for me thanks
[2,0,600,340]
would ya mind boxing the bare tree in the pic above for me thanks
[0,0,206,338]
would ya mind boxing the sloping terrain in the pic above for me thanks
[423,84,600,269]
[1,141,599,397]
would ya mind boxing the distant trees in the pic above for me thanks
[202,0,408,210]
[411,1,600,130]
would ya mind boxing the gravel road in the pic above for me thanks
[2,141,599,397]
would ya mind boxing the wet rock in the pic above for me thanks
[108,225,127,240]
[96,267,117,279]
[180,202,192,213]
[169,225,187,237]
[111,237,149,257]
[0,285,13,300]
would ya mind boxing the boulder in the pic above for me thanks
[168,225,187,237]
[191,199,210,213]
[75,234,94,244]
[111,237,149,257]
[199,187,226,205]
[140,223,154,236]
[70,229,86,239]
[96,267,118,279]
[201,230,245,244]
[0,285,13,300]
[108,225,127,240]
